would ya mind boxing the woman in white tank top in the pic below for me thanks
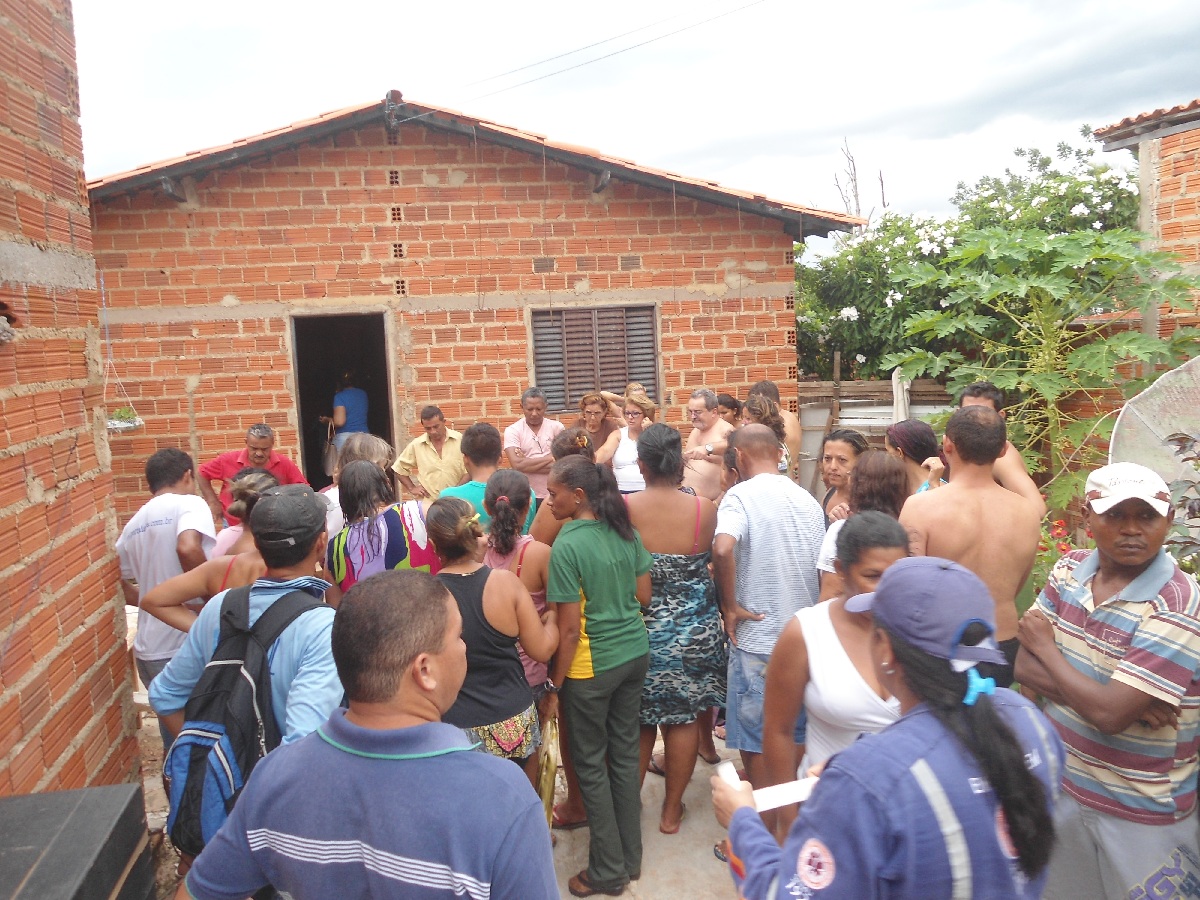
[760,510,909,839]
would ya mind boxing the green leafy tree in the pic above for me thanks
[880,227,1199,508]
[796,133,1140,380]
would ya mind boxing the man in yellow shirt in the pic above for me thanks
[392,406,467,499]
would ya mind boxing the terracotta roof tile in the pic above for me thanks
[87,91,862,238]
[1095,98,1200,148]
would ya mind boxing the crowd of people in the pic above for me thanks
[111,378,1200,900]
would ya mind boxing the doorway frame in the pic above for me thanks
[288,306,400,478]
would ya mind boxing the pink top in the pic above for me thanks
[483,534,547,689]
[212,523,243,557]
[502,417,564,498]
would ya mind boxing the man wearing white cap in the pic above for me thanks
[1016,461,1200,900]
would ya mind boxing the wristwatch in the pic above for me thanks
[543,679,560,695]
[705,443,714,455]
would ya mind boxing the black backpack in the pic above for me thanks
[164,586,324,857]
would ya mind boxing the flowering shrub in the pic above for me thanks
[795,135,1139,381]
[1032,518,1077,596]
[796,213,959,379]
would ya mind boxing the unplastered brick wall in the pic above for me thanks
[1154,129,1200,267]
[0,0,139,795]
[92,118,798,523]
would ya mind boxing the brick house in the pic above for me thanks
[1096,100,1200,334]
[88,91,858,522]
[0,0,140,794]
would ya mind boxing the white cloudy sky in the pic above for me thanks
[75,0,1200,230]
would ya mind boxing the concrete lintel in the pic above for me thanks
[99,282,794,325]
[0,240,97,292]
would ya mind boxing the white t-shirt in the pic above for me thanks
[816,518,844,574]
[117,492,216,661]
[715,473,824,655]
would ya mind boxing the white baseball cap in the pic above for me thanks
[1085,462,1171,517]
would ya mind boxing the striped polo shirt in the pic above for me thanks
[1037,548,1200,824]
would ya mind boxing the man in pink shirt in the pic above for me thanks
[198,423,307,524]
[503,388,564,503]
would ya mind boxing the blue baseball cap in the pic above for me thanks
[845,557,1006,666]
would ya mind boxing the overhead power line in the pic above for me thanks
[470,0,771,102]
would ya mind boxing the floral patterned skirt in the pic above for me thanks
[464,703,541,760]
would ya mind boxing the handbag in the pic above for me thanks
[322,422,338,477]
[537,714,560,828]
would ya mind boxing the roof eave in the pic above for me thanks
[88,98,860,240]
[1096,106,1200,152]
[87,105,383,200]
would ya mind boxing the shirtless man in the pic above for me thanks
[748,381,800,480]
[932,382,1046,519]
[682,389,735,500]
[899,405,1041,686]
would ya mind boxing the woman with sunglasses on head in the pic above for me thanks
[712,557,1063,899]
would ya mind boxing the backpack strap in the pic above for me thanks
[218,585,254,641]
[248,589,326,649]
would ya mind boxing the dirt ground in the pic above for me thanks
[137,704,183,899]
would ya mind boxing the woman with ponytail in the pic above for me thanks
[528,427,595,546]
[482,470,553,717]
[712,557,1063,900]
[428,496,558,766]
[545,455,653,898]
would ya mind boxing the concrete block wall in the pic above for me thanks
[0,0,140,795]
[92,120,797,525]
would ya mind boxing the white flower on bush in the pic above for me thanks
[917,239,940,255]
[838,306,860,322]
[884,290,902,308]
[855,354,867,364]
[1092,221,1104,230]
[939,298,950,308]
[1031,196,1047,208]
[1100,201,1112,211]
[1070,203,1089,216]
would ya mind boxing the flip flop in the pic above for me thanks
[647,755,667,777]
[714,839,729,863]
[698,748,722,765]
[659,803,686,835]
[552,804,589,831]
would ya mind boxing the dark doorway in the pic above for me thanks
[292,313,393,489]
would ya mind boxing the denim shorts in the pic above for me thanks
[724,646,807,754]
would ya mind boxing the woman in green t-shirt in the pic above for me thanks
[544,455,652,898]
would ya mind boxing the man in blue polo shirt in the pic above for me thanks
[177,570,557,900]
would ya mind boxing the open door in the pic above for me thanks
[292,313,393,489]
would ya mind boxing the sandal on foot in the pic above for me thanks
[698,748,722,765]
[714,839,729,863]
[552,804,588,831]
[647,754,666,777]
[568,870,625,897]
[659,802,686,835]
